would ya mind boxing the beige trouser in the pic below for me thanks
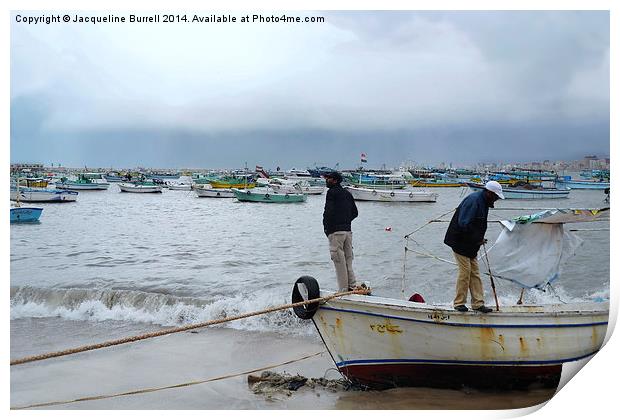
[328,231,357,291]
[453,252,485,309]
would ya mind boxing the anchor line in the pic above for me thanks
[11,351,325,409]
[10,289,368,366]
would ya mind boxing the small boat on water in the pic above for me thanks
[256,178,324,195]
[10,207,43,223]
[55,173,110,190]
[345,186,438,202]
[467,182,570,199]
[292,208,609,390]
[195,185,235,198]
[10,180,43,223]
[556,177,610,190]
[10,187,78,203]
[409,178,464,187]
[232,187,307,203]
[167,183,193,191]
[118,181,163,193]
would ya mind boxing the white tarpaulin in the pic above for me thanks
[482,208,608,289]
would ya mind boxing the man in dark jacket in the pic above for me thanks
[444,181,504,313]
[323,171,359,291]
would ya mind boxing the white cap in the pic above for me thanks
[485,180,505,199]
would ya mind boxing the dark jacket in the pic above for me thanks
[323,184,358,236]
[444,191,490,258]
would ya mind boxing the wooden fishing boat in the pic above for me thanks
[409,178,464,187]
[232,187,306,203]
[118,181,163,193]
[467,182,570,199]
[10,187,78,202]
[10,207,43,223]
[55,173,110,190]
[195,186,235,198]
[556,178,610,190]
[292,208,609,390]
[345,186,438,202]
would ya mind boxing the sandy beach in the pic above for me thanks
[11,317,557,410]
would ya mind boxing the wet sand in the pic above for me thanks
[11,318,557,410]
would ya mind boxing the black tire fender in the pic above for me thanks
[390,191,395,197]
[291,276,321,319]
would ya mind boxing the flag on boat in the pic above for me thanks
[361,153,367,163]
[255,165,269,178]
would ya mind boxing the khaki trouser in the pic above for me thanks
[453,252,485,309]
[328,231,357,291]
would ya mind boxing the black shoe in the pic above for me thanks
[474,305,493,313]
[454,305,469,312]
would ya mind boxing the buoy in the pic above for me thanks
[385,227,392,231]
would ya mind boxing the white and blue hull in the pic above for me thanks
[313,292,607,389]
[556,180,609,190]
[10,188,78,203]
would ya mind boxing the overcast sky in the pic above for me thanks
[10,10,610,169]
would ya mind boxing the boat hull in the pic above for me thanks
[467,183,569,199]
[55,182,109,191]
[346,186,437,202]
[10,207,43,223]
[118,183,163,193]
[232,188,307,203]
[195,188,235,198]
[313,293,607,390]
[10,189,78,202]
[556,180,609,190]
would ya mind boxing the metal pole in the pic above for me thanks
[482,242,500,311]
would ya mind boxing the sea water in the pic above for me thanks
[9,183,610,407]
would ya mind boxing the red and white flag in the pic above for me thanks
[361,153,368,163]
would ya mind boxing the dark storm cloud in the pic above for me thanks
[10,10,609,167]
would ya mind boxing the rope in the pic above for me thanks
[403,208,455,238]
[11,351,325,409]
[10,289,368,366]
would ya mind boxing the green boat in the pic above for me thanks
[232,188,306,203]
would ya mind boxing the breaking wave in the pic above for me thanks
[9,286,317,337]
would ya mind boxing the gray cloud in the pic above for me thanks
[11,10,609,167]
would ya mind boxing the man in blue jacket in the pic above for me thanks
[323,171,359,291]
[444,181,504,312]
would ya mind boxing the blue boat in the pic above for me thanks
[556,176,609,190]
[10,207,43,223]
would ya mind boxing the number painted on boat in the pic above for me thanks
[370,324,402,334]
[428,312,450,322]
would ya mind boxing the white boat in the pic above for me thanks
[256,178,325,195]
[118,182,162,193]
[10,187,78,203]
[195,186,235,198]
[345,186,438,202]
[55,173,110,190]
[556,178,609,190]
[292,208,609,390]
[167,183,193,191]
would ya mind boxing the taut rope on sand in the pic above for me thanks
[10,289,369,366]
[11,351,325,409]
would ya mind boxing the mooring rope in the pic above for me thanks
[10,289,368,366]
[11,350,325,409]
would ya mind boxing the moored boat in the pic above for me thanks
[10,207,43,223]
[345,186,438,202]
[467,182,570,199]
[232,187,307,203]
[55,173,110,190]
[195,185,235,198]
[118,181,163,193]
[291,207,609,390]
[556,177,610,190]
[10,187,78,203]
